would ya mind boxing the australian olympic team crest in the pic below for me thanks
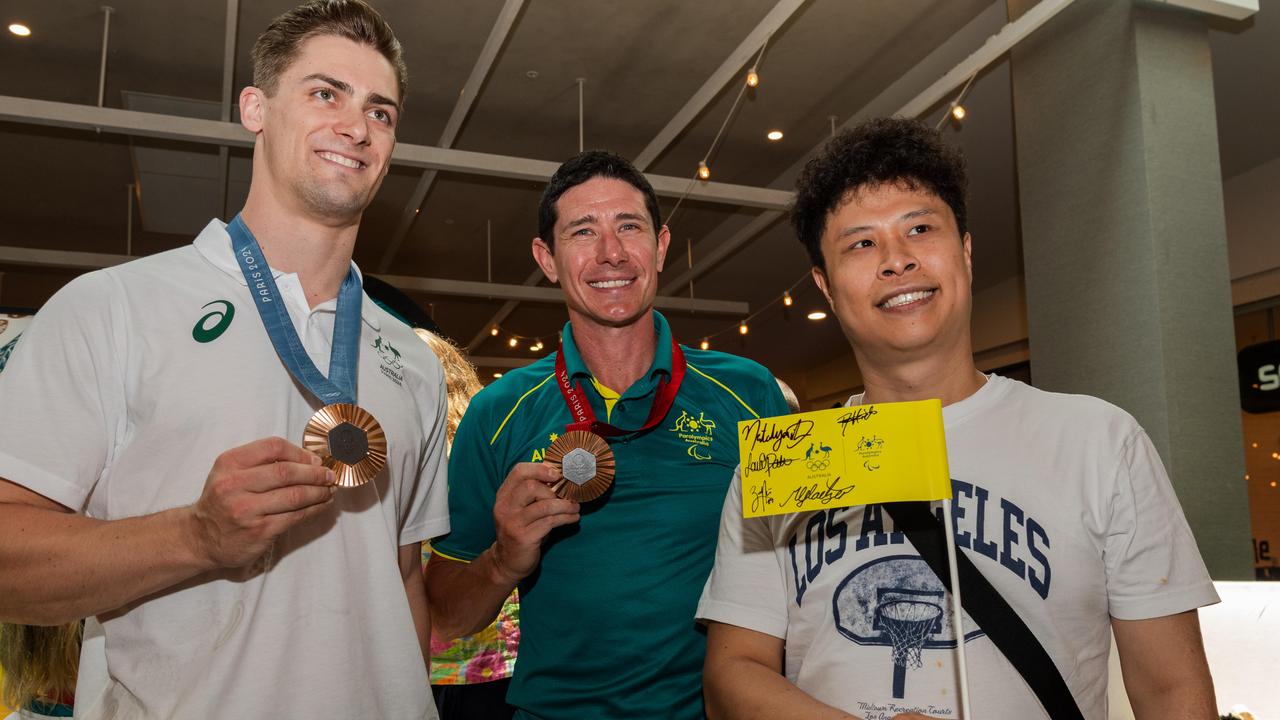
[669,409,717,460]
[372,335,405,386]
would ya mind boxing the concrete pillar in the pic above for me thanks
[1009,0,1251,578]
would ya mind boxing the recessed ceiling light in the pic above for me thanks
[8,23,31,37]
[493,372,503,378]
[525,70,539,79]
[806,311,827,321]
[766,130,783,141]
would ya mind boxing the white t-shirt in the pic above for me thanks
[696,374,1218,720]
[0,220,449,720]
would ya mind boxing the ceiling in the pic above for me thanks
[0,0,1271,387]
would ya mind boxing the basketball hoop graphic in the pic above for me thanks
[833,555,983,700]
[876,596,943,697]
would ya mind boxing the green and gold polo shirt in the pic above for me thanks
[432,310,788,719]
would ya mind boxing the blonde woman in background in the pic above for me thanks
[416,329,520,720]
[0,623,79,719]
[0,314,77,719]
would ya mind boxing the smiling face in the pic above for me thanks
[532,176,670,330]
[813,182,973,363]
[240,34,399,223]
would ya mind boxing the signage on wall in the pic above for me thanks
[1239,339,1280,414]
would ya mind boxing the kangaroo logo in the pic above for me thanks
[804,440,833,471]
[373,336,403,370]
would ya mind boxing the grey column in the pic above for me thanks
[1009,0,1251,578]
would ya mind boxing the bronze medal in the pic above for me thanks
[544,430,615,502]
[303,403,387,487]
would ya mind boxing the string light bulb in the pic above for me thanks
[697,161,711,181]
[746,68,760,88]
[950,102,966,121]
[490,326,499,336]
[508,337,519,348]
[783,291,793,307]
[738,321,749,335]
[700,338,710,351]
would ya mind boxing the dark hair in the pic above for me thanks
[537,150,663,250]
[252,0,407,102]
[791,117,967,271]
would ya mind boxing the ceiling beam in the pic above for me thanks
[466,268,542,352]
[0,245,748,315]
[0,95,792,211]
[376,0,526,272]
[632,0,808,171]
[660,0,1075,293]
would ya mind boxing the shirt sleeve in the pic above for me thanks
[696,467,791,638]
[0,271,124,510]
[429,396,503,562]
[399,364,451,545]
[1103,425,1219,620]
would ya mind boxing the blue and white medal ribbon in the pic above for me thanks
[227,214,386,486]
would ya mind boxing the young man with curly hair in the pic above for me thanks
[697,118,1218,720]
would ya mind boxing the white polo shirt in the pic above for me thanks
[0,220,448,720]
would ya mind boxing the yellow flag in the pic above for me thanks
[737,399,950,518]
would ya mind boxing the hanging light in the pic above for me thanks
[700,338,710,351]
[807,311,827,321]
[746,67,760,88]
[508,337,519,348]
[697,161,711,181]
[950,102,966,121]
[783,291,793,307]
[490,326,499,336]
[738,321,749,335]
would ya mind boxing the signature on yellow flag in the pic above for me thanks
[737,399,951,518]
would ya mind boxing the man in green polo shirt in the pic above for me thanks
[426,150,789,718]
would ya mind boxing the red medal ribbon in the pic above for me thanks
[554,336,686,438]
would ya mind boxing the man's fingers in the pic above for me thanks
[221,436,321,470]
[256,483,337,516]
[517,496,580,523]
[238,461,335,492]
[262,500,334,537]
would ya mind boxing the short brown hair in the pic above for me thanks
[252,0,407,102]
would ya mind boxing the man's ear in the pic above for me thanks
[240,86,265,133]
[655,224,671,273]
[531,237,558,284]
[962,231,973,283]
[811,266,834,309]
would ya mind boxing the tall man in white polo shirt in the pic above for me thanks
[0,2,449,718]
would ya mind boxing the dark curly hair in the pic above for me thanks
[791,117,967,271]
[538,150,662,251]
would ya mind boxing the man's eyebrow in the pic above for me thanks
[616,212,650,225]
[562,214,598,231]
[367,92,400,115]
[302,73,400,114]
[302,73,352,96]
[835,208,937,238]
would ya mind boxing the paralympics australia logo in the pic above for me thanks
[373,335,404,386]
[670,409,717,460]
